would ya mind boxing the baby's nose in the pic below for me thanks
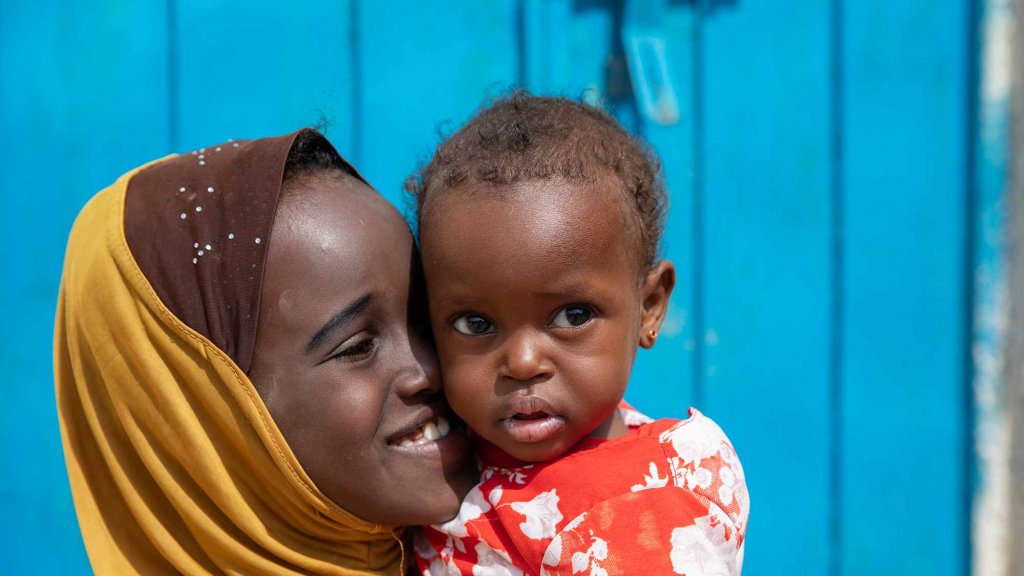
[499,328,554,382]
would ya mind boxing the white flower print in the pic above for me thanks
[663,415,726,468]
[435,554,464,576]
[571,552,588,575]
[631,462,670,492]
[669,524,731,575]
[718,484,734,506]
[543,534,563,568]
[511,489,564,540]
[489,486,504,507]
[437,485,491,538]
[542,510,587,574]
[570,535,609,575]
[419,554,452,576]
[472,541,524,576]
[488,464,532,485]
[414,530,460,576]
[704,505,743,572]
[669,507,741,576]
[480,468,496,482]
[720,465,735,488]
[564,512,587,532]
[686,466,713,491]
[667,456,687,487]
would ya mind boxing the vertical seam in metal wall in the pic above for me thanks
[692,2,705,410]
[964,0,982,573]
[349,0,363,166]
[828,1,843,574]
[167,0,179,152]
[516,0,527,88]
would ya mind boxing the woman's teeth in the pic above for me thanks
[397,416,451,447]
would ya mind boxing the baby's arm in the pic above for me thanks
[540,489,743,576]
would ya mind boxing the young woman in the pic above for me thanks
[55,129,477,574]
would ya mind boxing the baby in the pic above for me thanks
[409,93,749,575]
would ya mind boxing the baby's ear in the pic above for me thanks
[639,260,676,349]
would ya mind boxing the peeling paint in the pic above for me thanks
[973,265,1009,576]
[983,1,1013,108]
[972,1,1013,574]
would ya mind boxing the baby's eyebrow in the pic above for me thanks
[537,283,592,298]
[306,292,373,353]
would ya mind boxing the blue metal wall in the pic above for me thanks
[1,1,984,574]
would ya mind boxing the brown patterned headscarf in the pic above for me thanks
[55,130,406,575]
[124,130,366,373]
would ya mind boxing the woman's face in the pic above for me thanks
[247,173,477,526]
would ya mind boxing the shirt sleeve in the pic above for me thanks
[539,488,743,576]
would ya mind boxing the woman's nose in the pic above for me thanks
[499,328,553,382]
[393,329,442,398]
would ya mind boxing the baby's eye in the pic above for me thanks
[452,314,496,336]
[550,306,595,329]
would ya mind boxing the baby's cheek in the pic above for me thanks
[564,350,617,379]
[441,362,492,418]
[563,349,631,404]
[434,337,472,378]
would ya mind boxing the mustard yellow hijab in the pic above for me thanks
[55,132,407,574]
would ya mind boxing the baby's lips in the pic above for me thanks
[503,394,558,419]
[500,413,566,444]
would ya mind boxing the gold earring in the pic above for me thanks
[647,329,658,340]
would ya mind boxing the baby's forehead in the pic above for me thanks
[425,176,631,222]
[420,178,643,268]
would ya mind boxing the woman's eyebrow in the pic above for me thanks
[306,293,374,353]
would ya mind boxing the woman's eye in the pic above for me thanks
[551,306,595,329]
[452,315,495,336]
[332,337,377,363]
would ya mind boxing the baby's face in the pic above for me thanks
[420,178,642,462]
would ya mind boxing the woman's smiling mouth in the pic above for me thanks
[388,415,453,448]
[386,412,470,469]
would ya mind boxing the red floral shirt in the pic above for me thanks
[416,408,749,575]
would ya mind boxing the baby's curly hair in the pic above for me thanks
[406,91,667,273]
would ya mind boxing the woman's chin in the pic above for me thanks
[359,430,478,526]
[421,446,479,525]
[421,483,476,525]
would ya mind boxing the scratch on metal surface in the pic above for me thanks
[972,1,1013,575]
